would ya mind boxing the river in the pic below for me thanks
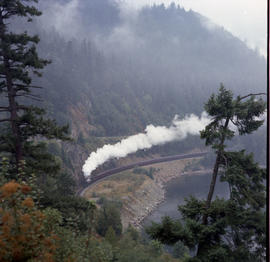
[142,172,230,227]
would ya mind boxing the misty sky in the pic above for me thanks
[121,0,267,56]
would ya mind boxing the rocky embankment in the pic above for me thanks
[83,157,210,230]
[121,160,210,229]
[120,178,165,229]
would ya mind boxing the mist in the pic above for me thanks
[82,112,210,180]
[21,0,266,166]
[36,0,266,99]
[2,0,262,189]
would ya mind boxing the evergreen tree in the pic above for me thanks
[0,0,69,176]
[146,86,266,261]
[197,85,265,256]
[219,150,266,261]
[96,199,122,237]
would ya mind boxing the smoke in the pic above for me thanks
[82,112,210,180]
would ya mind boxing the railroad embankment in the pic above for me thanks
[83,156,209,230]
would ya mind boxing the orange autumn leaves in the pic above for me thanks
[0,181,57,262]
[21,197,34,208]
[1,181,21,197]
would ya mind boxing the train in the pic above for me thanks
[79,152,208,196]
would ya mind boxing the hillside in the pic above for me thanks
[17,0,266,186]
[32,1,265,133]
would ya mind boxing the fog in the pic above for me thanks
[15,0,265,161]
[36,0,266,98]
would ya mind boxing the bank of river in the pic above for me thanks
[142,172,230,227]
[81,155,230,230]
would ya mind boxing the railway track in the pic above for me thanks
[79,151,208,197]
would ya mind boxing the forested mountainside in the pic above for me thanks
[10,0,265,184]
[27,0,266,137]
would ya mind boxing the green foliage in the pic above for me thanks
[0,0,70,178]
[116,229,179,262]
[56,172,76,196]
[41,194,96,233]
[96,198,123,237]
[146,216,184,246]
[219,150,266,260]
[147,87,266,262]
[200,84,265,150]
[86,239,114,262]
[133,167,157,179]
[149,239,164,256]
[148,189,266,261]
[105,226,117,245]
[126,225,140,242]
[0,159,181,261]
[172,241,189,259]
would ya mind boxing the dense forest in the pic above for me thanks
[0,1,267,261]
[15,0,264,181]
[23,0,266,136]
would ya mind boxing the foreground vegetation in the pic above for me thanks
[0,164,182,261]
[147,87,266,261]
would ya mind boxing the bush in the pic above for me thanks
[0,181,58,262]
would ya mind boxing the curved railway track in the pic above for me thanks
[79,151,208,196]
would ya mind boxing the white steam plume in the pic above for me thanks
[82,112,210,180]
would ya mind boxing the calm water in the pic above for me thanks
[143,173,230,226]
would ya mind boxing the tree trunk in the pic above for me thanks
[202,151,221,225]
[196,117,230,256]
[4,57,23,169]
[0,14,23,170]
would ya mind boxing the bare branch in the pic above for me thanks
[239,93,266,101]
[15,84,42,89]
[230,119,237,126]
[23,94,43,102]
[14,92,42,101]
[0,106,9,112]
[0,118,11,123]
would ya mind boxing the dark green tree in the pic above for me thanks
[219,150,266,261]
[173,241,189,259]
[96,199,122,237]
[197,85,265,256]
[200,85,265,222]
[0,0,69,176]
[147,86,266,261]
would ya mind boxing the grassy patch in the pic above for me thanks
[84,170,149,200]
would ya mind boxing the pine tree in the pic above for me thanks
[0,0,69,176]
[219,150,266,261]
[197,85,265,256]
[146,86,266,261]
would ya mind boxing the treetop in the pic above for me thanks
[0,0,41,21]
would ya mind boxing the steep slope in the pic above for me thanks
[34,2,265,137]
[20,1,266,186]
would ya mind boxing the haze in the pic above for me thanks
[120,0,267,56]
